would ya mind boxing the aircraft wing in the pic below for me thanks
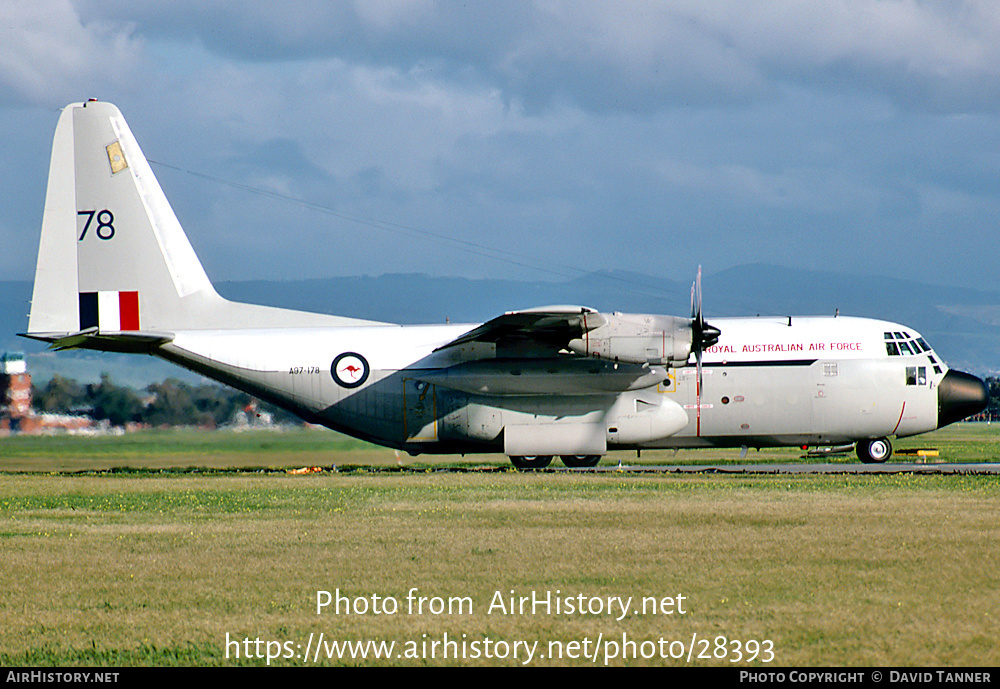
[436,306,607,353]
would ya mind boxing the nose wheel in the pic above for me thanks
[856,437,892,463]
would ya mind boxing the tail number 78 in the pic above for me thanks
[78,210,115,240]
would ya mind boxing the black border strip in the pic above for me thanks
[700,359,818,368]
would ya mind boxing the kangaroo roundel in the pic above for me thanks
[331,352,369,388]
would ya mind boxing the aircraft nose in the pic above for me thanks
[938,369,989,429]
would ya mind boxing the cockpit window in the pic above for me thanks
[884,331,933,358]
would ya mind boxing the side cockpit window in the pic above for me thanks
[928,354,942,375]
[905,366,928,386]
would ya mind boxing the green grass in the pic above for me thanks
[1,425,998,666]
[2,422,998,473]
[0,427,377,471]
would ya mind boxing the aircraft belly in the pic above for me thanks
[326,375,480,449]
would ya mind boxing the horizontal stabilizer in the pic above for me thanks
[22,328,175,353]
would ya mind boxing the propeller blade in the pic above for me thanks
[690,265,721,352]
[688,265,720,438]
[696,343,703,437]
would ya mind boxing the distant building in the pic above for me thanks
[229,400,275,430]
[1,352,30,431]
[0,352,94,435]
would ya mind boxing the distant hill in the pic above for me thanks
[2,265,998,386]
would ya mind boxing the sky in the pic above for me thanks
[2,1,1000,293]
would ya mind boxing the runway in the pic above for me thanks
[578,462,1000,475]
[27,460,1000,476]
[345,461,1000,475]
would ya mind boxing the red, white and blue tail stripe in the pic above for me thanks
[79,291,140,331]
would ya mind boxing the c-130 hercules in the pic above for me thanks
[22,101,989,467]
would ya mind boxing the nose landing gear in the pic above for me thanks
[856,437,892,464]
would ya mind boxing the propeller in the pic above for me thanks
[690,266,721,436]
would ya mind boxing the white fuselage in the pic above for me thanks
[156,314,944,455]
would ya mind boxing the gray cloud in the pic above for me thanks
[57,0,1000,114]
[0,0,144,106]
[0,1,999,295]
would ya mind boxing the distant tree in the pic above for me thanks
[144,379,200,427]
[30,373,301,427]
[87,373,143,426]
[33,374,88,414]
[144,379,251,427]
[189,383,252,426]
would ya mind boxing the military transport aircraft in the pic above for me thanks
[22,101,989,467]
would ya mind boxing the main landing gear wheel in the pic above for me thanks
[560,455,602,468]
[509,455,553,469]
[856,437,892,464]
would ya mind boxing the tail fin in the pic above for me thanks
[27,100,218,337]
[26,101,377,344]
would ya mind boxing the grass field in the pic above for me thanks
[1,424,999,666]
[2,422,999,472]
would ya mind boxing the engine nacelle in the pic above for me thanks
[567,313,693,366]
